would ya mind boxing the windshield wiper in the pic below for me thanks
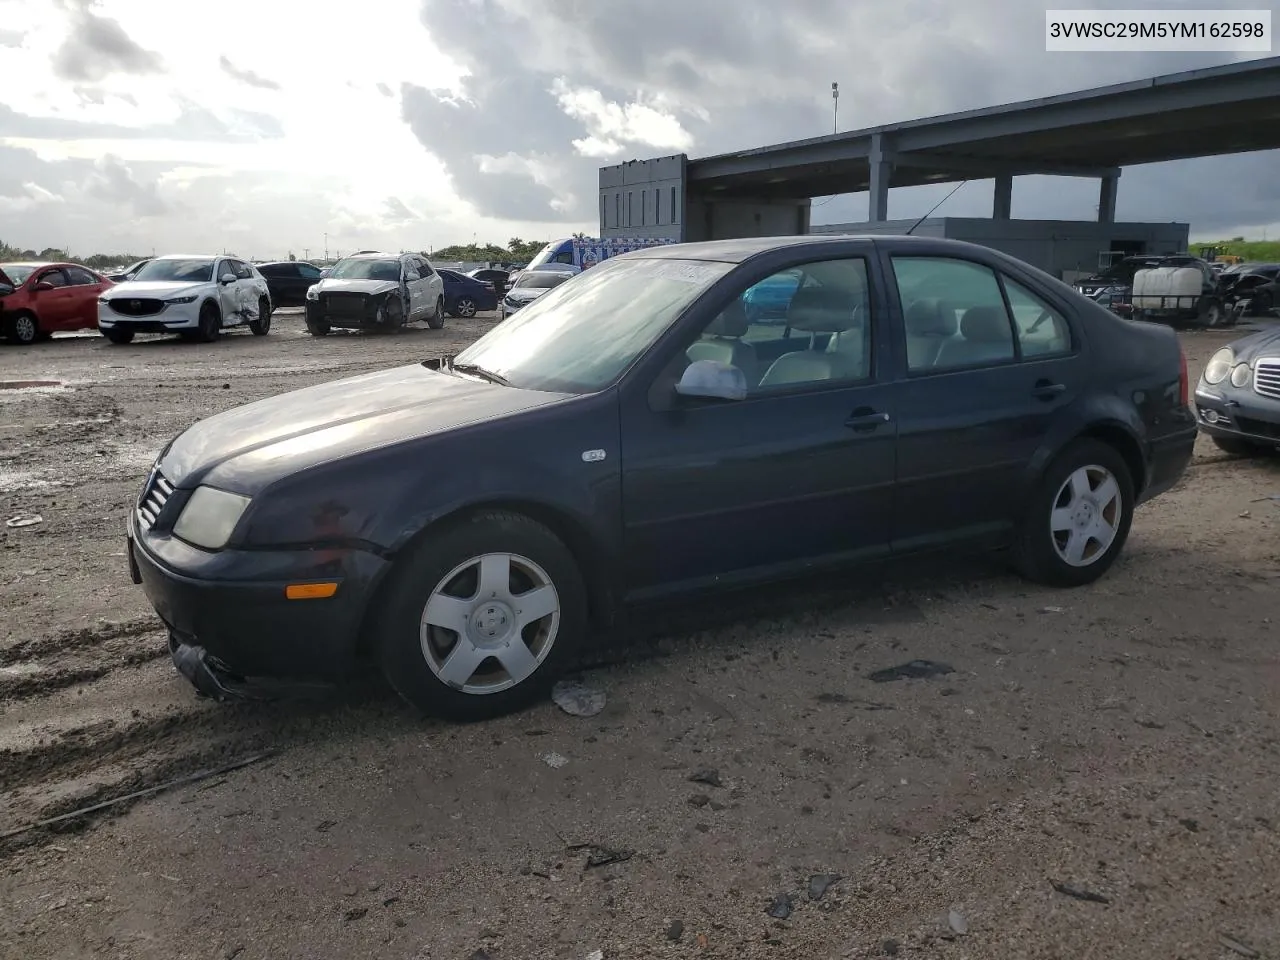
[451,361,511,387]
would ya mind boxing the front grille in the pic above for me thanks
[110,298,165,317]
[1255,359,1280,400]
[322,293,370,319]
[136,469,174,529]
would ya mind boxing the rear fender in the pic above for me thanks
[1022,395,1147,499]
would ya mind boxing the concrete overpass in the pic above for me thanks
[599,55,1280,248]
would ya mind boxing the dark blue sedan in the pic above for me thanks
[124,235,1195,721]
[439,269,498,317]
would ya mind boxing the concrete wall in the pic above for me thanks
[811,217,1190,279]
[598,155,685,240]
[683,195,813,243]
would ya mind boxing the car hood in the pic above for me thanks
[506,288,550,303]
[315,278,400,296]
[105,280,210,298]
[1225,325,1280,363]
[158,363,570,494]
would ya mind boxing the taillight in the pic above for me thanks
[1178,346,1189,407]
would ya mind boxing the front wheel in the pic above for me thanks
[7,311,39,345]
[249,297,272,335]
[378,297,405,331]
[1201,301,1225,328]
[427,297,446,329]
[374,511,588,721]
[196,303,221,343]
[102,327,135,345]
[1010,439,1134,587]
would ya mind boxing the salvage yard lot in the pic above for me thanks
[2,311,1279,960]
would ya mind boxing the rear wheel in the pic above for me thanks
[453,297,476,318]
[427,296,446,329]
[374,511,588,721]
[249,297,272,335]
[196,302,221,343]
[1201,300,1225,328]
[102,327,135,345]
[1010,438,1134,587]
[7,311,39,345]
[1212,435,1268,457]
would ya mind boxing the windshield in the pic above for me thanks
[329,258,400,281]
[513,272,570,290]
[525,242,561,270]
[133,259,214,283]
[454,256,733,394]
[1,265,35,285]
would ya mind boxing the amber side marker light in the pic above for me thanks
[285,582,339,600]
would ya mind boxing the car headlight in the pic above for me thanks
[306,286,320,300]
[98,296,110,304]
[173,486,251,550]
[1230,362,1251,388]
[1204,348,1234,384]
[165,295,198,305]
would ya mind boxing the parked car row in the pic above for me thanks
[0,261,113,344]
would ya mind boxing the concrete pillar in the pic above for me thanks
[1098,173,1118,223]
[993,175,1012,219]
[868,133,891,222]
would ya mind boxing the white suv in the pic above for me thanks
[98,255,273,344]
[303,252,445,336]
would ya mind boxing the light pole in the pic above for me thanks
[832,82,839,134]
[324,233,329,261]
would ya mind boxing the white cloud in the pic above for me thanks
[551,77,694,153]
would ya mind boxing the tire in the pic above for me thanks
[7,311,39,345]
[1201,300,1224,328]
[1212,435,1266,457]
[379,297,405,331]
[1010,438,1135,588]
[454,297,477,319]
[305,306,330,336]
[427,296,446,330]
[249,297,272,335]
[374,511,588,722]
[196,302,221,343]
[102,327,135,345]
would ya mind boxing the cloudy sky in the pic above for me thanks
[0,0,1277,259]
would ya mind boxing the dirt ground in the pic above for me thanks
[1,310,1279,960]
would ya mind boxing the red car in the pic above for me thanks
[0,261,114,345]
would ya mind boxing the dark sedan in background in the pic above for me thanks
[125,235,1195,722]
[439,269,498,317]
[256,260,325,307]
[468,267,510,298]
[1194,325,1280,455]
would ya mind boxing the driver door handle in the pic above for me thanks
[845,409,891,431]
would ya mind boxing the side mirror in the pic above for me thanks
[220,273,237,285]
[675,360,747,401]
[33,280,55,292]
[0,283,13,296]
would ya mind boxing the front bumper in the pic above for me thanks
[307,295,397,329]
[126,510,388,691]
[99,300,201,332]
[1194,385,1280,448]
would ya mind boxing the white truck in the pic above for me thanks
[1130,261,1226,327]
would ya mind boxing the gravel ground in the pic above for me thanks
[1,311,1278,960]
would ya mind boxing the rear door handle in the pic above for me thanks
[845,409,891,431]
[1032,380,1067,400]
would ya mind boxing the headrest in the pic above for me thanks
[785,286,862,333]
[904,298,955,337]
[960,305,1012,342]
[704,297,748,337]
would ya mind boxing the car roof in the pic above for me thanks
[342,252,401,260]
[258,260,317,267]
[626,233,1013,264]
[152,254,222,260]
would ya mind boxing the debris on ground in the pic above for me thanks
[565,842,633,869]
[342,907,367,922]
[948,908,968,935]
[688,794,711,807]
[1050,881,1110,904]
[688,768,723,787]
[766,892,793,919]
[5,514,43,528]
[542,752,568,768]
[868,660,955,683]
[1041,605,1066,614]
[666,919,684,941]
[1218,933,1261,958]
[882,939,900,955]
[584,950,604,960]
[808,873,841,900]
[551,677,606,717]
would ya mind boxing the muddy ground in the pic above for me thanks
[1,311,1278,960]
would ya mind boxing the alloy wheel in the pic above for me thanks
[1049,464,1122,567]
